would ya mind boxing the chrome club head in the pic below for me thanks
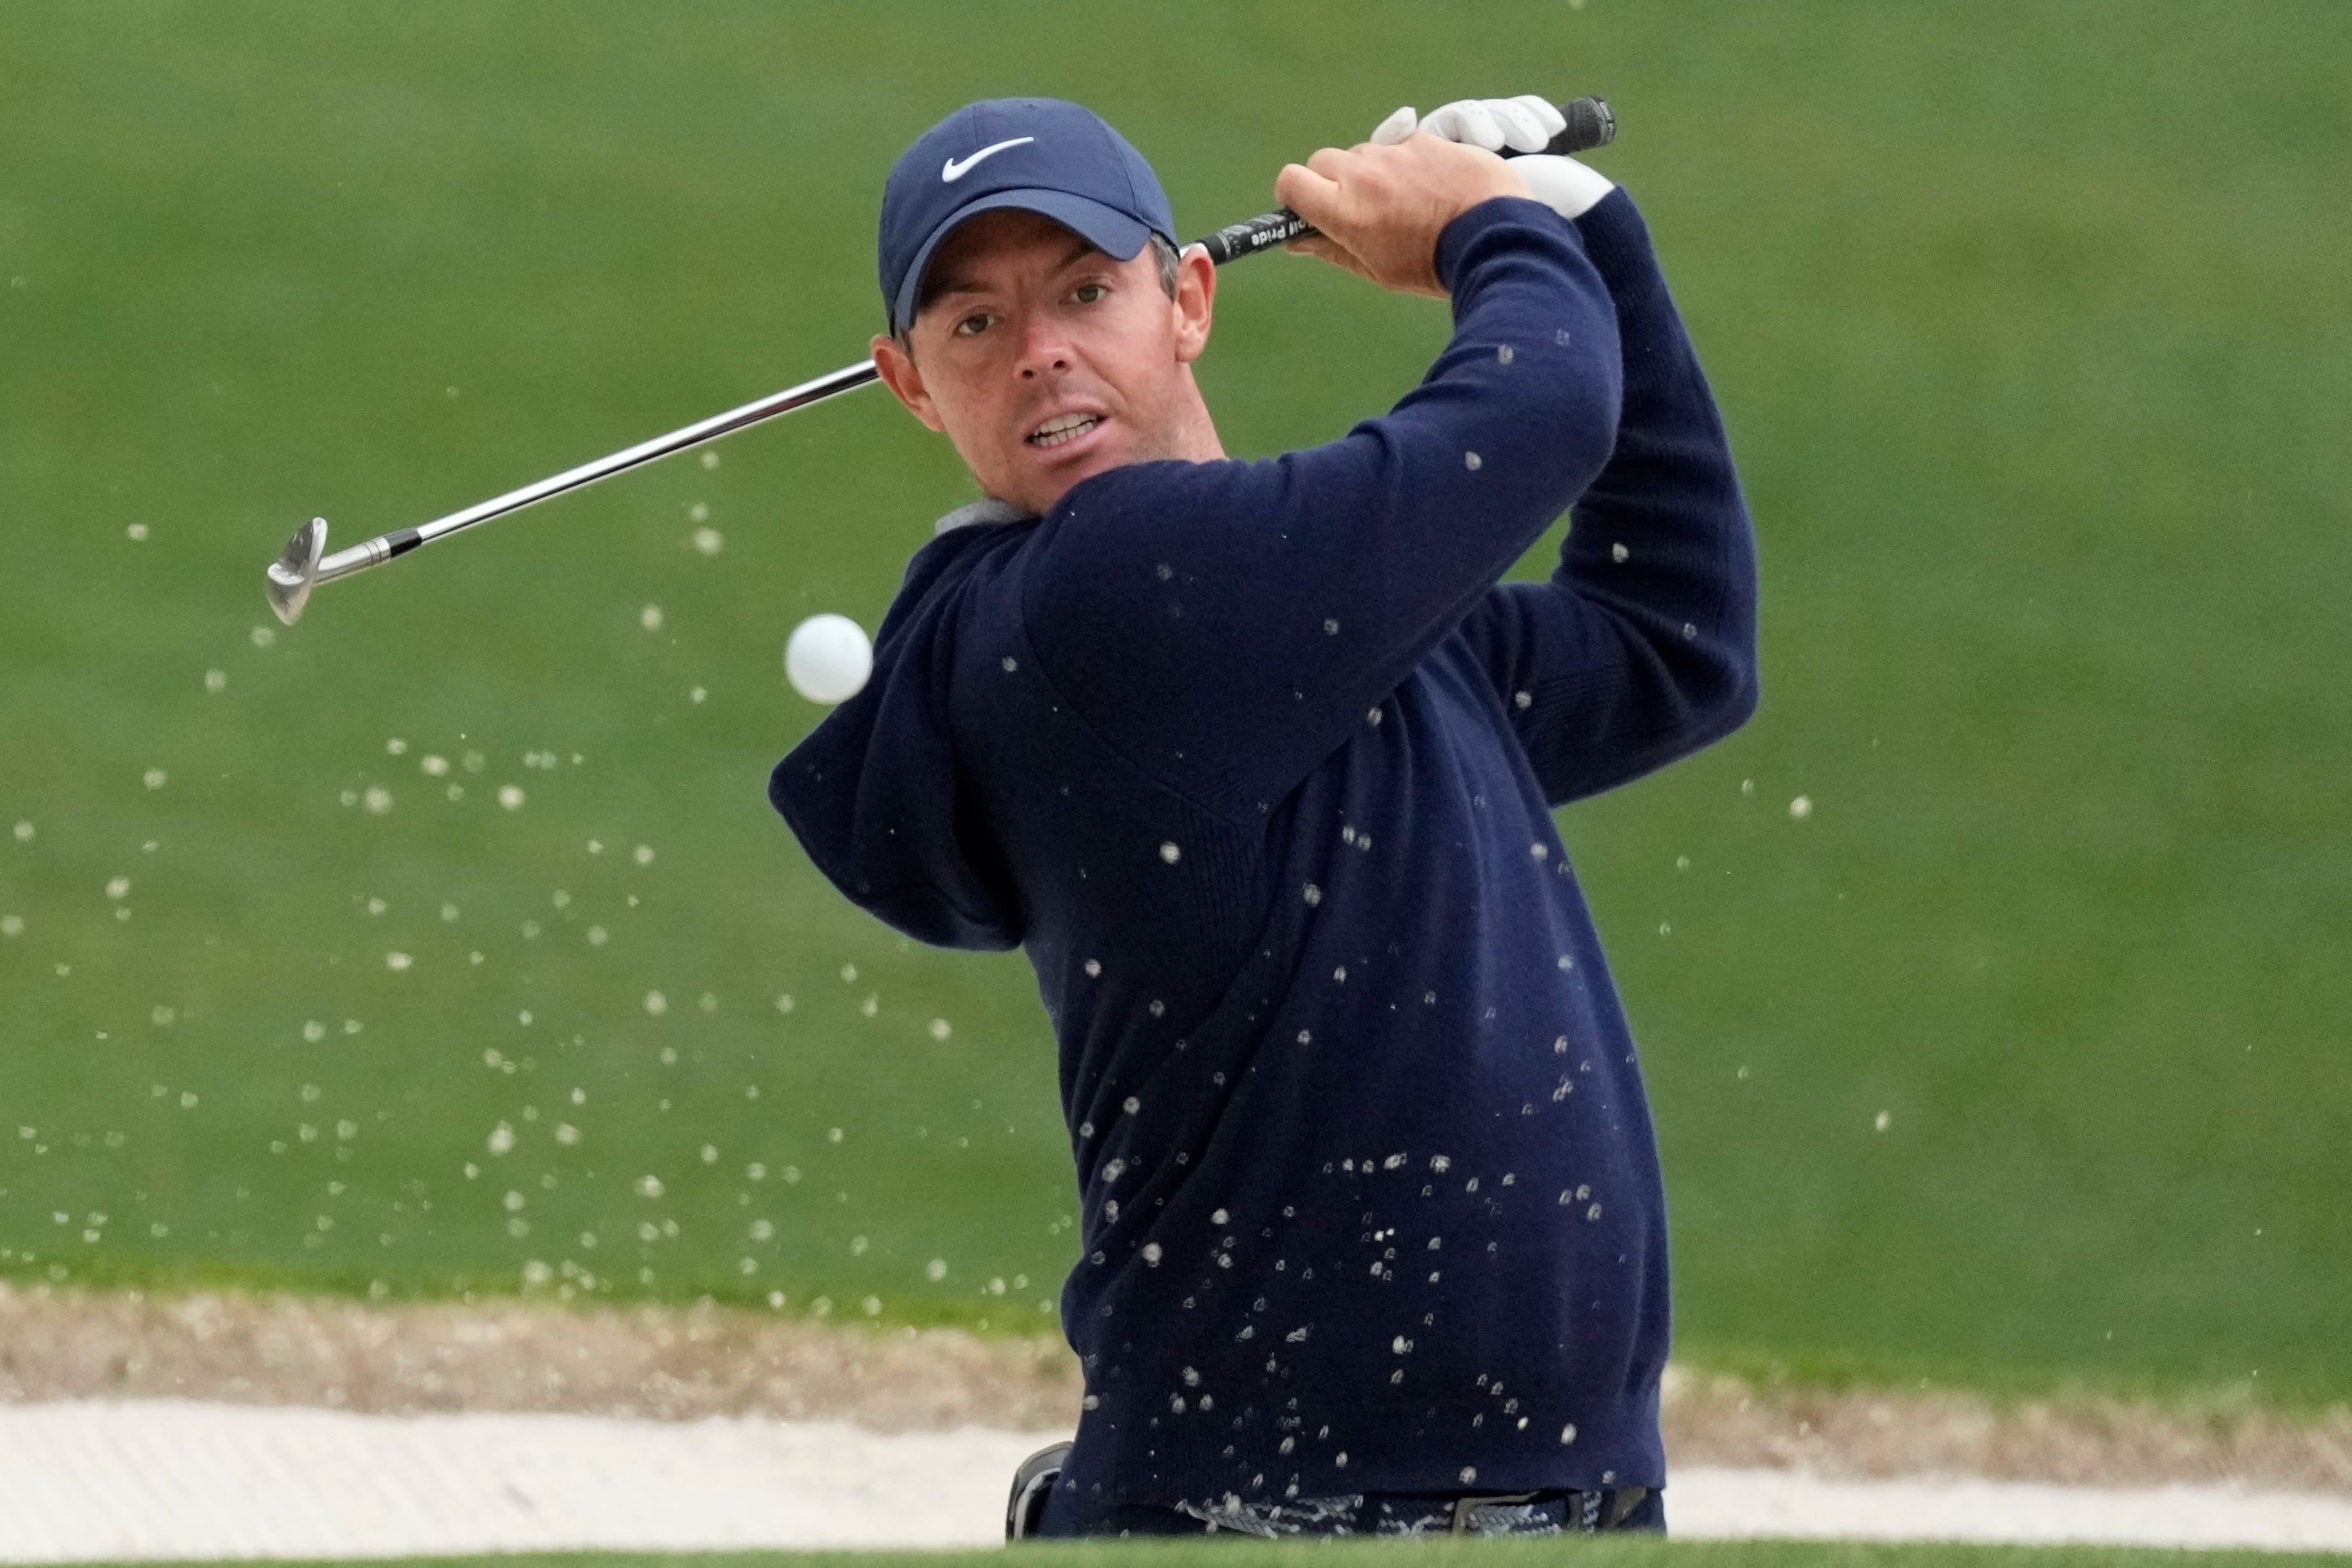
[265,517,328,626]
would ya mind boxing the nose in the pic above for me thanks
[1014,313,1074,380]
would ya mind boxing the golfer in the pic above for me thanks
[771,92,1758,1538]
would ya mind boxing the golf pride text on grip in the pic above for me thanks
[1197,95,1613,265]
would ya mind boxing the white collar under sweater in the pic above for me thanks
[935,498,1032,536]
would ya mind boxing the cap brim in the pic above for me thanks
[891,189,1155,333]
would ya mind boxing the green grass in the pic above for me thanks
[0,1,2346,1407]
[87,1545,2352,1568]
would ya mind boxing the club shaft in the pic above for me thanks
[313,358,882,584]
[314,197,1299,584]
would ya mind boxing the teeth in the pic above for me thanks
[1029,414,1100,449]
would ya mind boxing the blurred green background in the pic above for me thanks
[1,1,2345,1407]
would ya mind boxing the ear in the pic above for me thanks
[1171,244,1216,364]
[870,332,946,432]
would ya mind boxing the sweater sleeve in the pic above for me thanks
[1020,196,1624,819]
[1455,188,1760,805]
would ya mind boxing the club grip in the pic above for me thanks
[1554,96,1614,157]
[1192,96,1614,265]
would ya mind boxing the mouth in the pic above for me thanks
[1025,412,1106,451]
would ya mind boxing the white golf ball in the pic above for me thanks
[785,613,872,705]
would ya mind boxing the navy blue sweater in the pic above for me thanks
[772,190,1758,1508]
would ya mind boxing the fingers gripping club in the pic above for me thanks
[1194,95,1612,264]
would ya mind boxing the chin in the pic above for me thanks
[1014,442,1130,515]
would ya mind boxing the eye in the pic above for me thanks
[1072,282,1108,305]
[953,312,994,338]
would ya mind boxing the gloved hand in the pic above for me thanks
[1371,94,1615,221]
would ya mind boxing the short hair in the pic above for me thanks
[894,231,1182,351]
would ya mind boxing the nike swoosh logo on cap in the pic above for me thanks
[942,137,1035,182]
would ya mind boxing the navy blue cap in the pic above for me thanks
[879,98,1176,334]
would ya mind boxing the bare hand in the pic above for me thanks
[1274,134,1533,298]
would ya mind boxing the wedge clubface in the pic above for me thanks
[264,516,329,626]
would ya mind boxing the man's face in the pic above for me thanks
[871,209,1216,517]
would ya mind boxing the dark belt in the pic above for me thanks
[1451,1485,1652,1534]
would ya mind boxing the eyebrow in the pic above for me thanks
[922,239,1104,310]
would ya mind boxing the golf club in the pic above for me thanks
[264,96,1613,625]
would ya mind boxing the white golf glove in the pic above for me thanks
[1372,94,1615,220]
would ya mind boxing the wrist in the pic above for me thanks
[1466,163,1534,212]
